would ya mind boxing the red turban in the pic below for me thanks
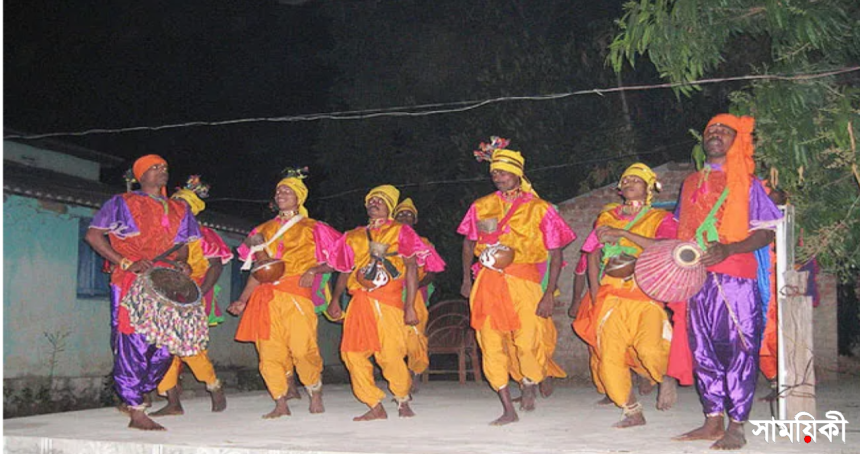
[706,114,756,243]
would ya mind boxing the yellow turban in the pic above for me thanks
[394,197,418,218]
[619,162,660,205]
[277,177,309,217]
[490,149,537,197]
[365,185,400,218]
[171,189,206,216]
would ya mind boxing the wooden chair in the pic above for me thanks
[422,299,481,384]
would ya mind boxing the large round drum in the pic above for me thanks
[635,240,706,303]
[121,267,209,356]
[356,262,390,290]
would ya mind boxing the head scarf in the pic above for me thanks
[365,185,400,218]
[394,197,418,219]
[172,189,205,215]
[618,162,660,205]
[705,114,756,243]
[277,177,309,217]
[490,149,538,197]
[132,154,168,196]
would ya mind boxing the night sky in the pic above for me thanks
[5,0,335,214]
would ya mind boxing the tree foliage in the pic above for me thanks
[610,0,860,281]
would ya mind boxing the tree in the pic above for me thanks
[610,0,860,281]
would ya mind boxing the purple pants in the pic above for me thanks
[110,284,172,407]
[687,273,763,422]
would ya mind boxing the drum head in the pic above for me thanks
[148,268,201,306]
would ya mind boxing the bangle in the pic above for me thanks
[120,258,134,271]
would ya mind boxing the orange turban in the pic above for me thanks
[706,114,756,243]
[132,154,168,196]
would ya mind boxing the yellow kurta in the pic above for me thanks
[466,194,559,391]
[340,222,413,406]
[593,208,672,407]
[237,217,329,400]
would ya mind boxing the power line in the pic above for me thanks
[4,66,858,141]
[208,141,695,203]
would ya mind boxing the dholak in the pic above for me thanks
[635,240,706,303]
[121,267,209,356]
[251,258,286,283]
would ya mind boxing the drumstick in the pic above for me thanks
[152,242,186,264]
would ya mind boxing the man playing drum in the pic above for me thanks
[85,154,201,431]
[150,176,232,416]
[227,168,341,418]
[325,185,445,421]
[458,137,575,425]
[392,198,439,393]
[672,114,782,450]
[579,163,679,428]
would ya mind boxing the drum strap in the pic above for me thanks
[694,188,729,250]
[241,214,304,270]
[478,194,528,245]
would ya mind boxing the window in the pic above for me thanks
[77,218,111,298]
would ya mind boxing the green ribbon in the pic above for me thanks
[694,188,729,250]
[599,206,651,279]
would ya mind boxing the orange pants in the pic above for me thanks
[405,292,429,375]
[508,315,567,382]
[156,350,218,395]
[342,300,411,407]
[255,293,323,400]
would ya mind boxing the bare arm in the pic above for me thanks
[199,258,224,295]
[226,274,260,316]
[701,229,775,266]
[418,272,436,289]
[300,263,335,288]
[325,272,349,322]
[536,248,563,318]
[568,272,587,319]
[586,250,600,305]
[460,238,476,298]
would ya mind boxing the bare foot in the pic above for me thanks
[285,375,301,400]
[397,401,415,418]
[520,383,537,412]
[491,387,519,426]
[128,409,166,431]
[353,403,387,421]
[209,387,227,413]
[262,396,291,419]
[595,395,614,407]
[539,377,554,398]
[710,422,746,450]
[656,377,677,411]
[490,411,519,426]
[309,389,325,414]
[117,403,130,415]
[673,415,725,441]
[149,387,183,417]
[613,411,646,428]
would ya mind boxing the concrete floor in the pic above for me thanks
[4,380,859,454]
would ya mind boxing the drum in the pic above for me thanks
[121,267,209,356]
[604,253,637,279]
[634,240,706,303]
[356,262,390,290]
[251,258,286,283]
[479,243,515,272]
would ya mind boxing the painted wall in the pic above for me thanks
[3,141,101,181]
[1,195,259,383]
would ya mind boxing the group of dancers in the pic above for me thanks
[86,113,782,450]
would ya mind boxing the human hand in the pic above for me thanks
[404,306,419,326]
[128,259,153,274]
[227,300,247,316]
[701,241,732,266]
[299,270,315,288]
[460,279,472,299]
[536,292,554,318]
[596,226,624,243]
